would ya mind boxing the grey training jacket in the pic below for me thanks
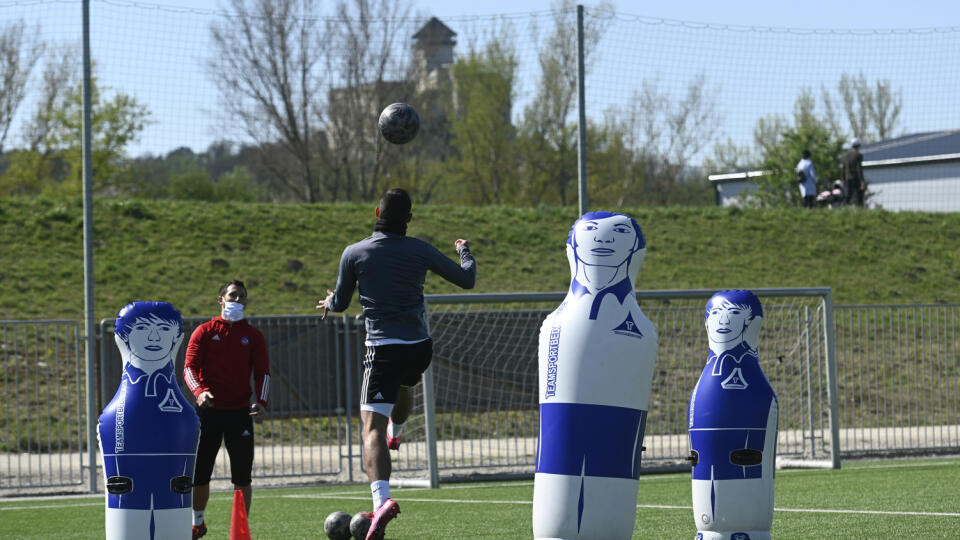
[328,231,476,342]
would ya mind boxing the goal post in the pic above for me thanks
[397,288,838,487]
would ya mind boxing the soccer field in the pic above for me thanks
[1,457,957,539]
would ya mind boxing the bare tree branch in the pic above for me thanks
[0,20,43,154]
[208,0,324,201]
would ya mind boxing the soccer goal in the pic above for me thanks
[389,288,838,488]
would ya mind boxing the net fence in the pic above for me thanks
[8,298,960,494]
[1,1,958,207]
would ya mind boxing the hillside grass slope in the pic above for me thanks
[3,197,959,321]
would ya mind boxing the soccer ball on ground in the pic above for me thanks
[378,102,420,145]
[349,511,372,540]
[323,511,351,540]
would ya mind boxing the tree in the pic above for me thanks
[320,0,416,202]
[0,20,43,155]
[0,53,149,197]
[600,75,720,206]
[822,72,902,143]
[445,38,519,204]
[208,0,326,202]
[208,0,415,203]
[748,90,844,207]
[518,0,611,206]
[124,142,266,201]
[2,46,78,196]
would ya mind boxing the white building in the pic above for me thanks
[709,130,960,211]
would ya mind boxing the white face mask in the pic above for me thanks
[222,301,245,321]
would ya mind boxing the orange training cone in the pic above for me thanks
[229,489,252,540]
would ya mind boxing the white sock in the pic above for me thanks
[192,510,204,526]
[387,421,405,439]
[371,480,390,510]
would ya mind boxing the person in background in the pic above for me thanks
[842,137,866,206]
[796,149,818,208]
[317,188,476,540]
[184,280,270,540]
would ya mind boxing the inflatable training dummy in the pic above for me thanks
[533,211,658,540]
[688,290,778,540]
[97,301,200,540]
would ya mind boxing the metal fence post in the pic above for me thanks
[576,4,588,216]
[421,300,440,488]
[342,314,354,483]
[822,291,841,469]
[804,306,815,459]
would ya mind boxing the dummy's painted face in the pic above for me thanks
[706,298,752,344]
[125,316,179,362]
[572,216,638,267]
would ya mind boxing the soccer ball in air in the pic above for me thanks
[323,511,351,540]
[378,102,420,144]
[349,511,372,540]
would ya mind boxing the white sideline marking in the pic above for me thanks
[2,493,957,519]
[281,494,960,518]
[844,460,957,471]
[773,507,960,517]
[4,461,958,515]
[0,502,103,511]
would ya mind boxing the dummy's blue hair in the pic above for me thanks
[115,301,183,341]
[567,211,646,250]
[704,290,763,320]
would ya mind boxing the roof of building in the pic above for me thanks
[860,130,960,161]
[413,17,457,42]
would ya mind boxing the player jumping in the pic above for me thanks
[317,188,476,540]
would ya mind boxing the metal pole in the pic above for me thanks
[576,4,588,216]
[421,299,440,488]
[342,314,354,483]
[81,0,98,494]
[804,306,815,458]
[822,290,841,469]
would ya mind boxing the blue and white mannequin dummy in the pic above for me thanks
[533,211,658,540]
[97,301,200,540]
[688,290,778,540]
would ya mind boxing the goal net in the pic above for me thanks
[389,288,838,486]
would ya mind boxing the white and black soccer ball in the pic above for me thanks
[378,102,420,145]
[323,511,351,540]
[349,511,372,540]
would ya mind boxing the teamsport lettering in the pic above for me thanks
[114,383,126,453]
[545,325,561,399]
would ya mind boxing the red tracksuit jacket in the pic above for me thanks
[184,317,270,409]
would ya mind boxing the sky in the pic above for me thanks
[5,0,960,158]
[429,0,960,30]
[153,0,960,30]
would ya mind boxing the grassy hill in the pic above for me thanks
[3,197,959,321]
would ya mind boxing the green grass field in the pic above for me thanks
[1,457,957,539]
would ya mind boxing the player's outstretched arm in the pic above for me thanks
[317,247,359,319]
[426,238,476,289]
[316,289,335,320]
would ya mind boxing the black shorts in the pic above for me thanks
[193,408,254,486]
[361,339,433,407]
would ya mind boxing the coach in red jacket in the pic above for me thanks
[184,279,270,540]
